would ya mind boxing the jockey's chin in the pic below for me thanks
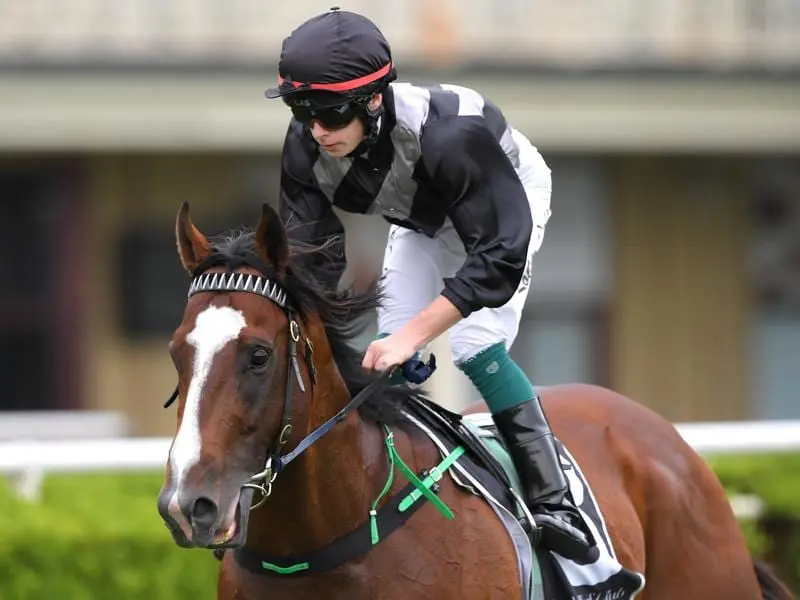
[320,142,354,158]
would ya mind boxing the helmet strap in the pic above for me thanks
[348,97,385,157]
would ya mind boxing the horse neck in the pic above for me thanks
[243,329,391,556]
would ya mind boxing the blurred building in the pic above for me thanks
[0,0,798,435]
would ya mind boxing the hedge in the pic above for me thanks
[0,454,797,598]
[709,453,800,519]
[0,473,219,600]
[708,452,800,593]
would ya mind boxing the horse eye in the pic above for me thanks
[250,347,271,368]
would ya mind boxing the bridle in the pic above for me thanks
[163,268,390,509]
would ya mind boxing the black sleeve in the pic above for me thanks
[421,117,533,318]
[279,120,347,291]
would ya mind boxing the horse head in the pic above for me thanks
[157,201,317,549]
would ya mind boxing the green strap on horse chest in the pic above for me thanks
[397,445,465,513]
[368,427,463,544]
[378,426,464,518]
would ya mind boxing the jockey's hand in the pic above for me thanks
[361,331,418,375]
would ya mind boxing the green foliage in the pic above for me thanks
[708,452,800,519]
[708,452,800,593]
[0,473,219,600]
[735,516,770,556]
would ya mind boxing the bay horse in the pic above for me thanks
[157,202,794,600]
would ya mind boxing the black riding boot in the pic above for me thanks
[492,397,596,562]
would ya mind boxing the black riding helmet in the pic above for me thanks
[265,8,396,150]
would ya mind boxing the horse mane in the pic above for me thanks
[193,227,427,425]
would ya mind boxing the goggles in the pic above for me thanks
[290,102,361,130]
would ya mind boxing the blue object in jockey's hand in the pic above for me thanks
[401,353,437,384]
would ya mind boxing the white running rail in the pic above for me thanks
[0,420,798,502]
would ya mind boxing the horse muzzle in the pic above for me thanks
[157,484,254,549]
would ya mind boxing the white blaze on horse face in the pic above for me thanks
[170,304,247,484]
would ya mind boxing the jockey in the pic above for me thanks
[266,8,593,561]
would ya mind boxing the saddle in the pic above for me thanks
[402,396,526,518]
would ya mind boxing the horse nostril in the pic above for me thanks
[190,496,218,529]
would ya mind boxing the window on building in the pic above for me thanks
[749,157,800,419]
[0,161,85,410]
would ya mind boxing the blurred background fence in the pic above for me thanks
[0,0,798,597]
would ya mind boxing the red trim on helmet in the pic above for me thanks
[278,61,392,93]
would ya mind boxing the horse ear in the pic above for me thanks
[255,203,290,276]
[175,202,211,274]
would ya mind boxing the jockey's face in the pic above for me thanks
[308,94,382,158]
